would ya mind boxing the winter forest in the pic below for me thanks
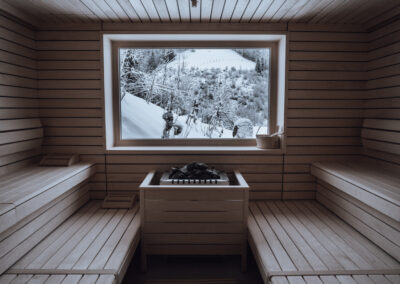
[119,47,270,139]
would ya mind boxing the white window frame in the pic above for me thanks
[103,34,287,150]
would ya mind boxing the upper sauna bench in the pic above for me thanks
[0,163,95,234]
[311,159,400,222]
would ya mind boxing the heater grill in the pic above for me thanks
[160,172,229,185]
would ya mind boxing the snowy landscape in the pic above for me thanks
[120,48,270,139]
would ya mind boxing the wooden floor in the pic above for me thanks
[1,200,140,284]
[249,200,400,284]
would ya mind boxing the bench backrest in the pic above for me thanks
[362,118,400,155]
[362,112,400,166]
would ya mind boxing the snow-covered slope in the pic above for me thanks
[121,93,165,139]
[167,49,255,71]
[121,94,234,139]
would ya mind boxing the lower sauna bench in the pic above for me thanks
[0,201,140,284]
[248,200,400,284]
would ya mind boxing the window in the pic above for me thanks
[104,34,286,148]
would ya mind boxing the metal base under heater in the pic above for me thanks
[160,172,230,185]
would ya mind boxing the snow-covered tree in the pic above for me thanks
[120,48,270,139]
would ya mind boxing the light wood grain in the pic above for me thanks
[6,201,140,284]
[140,171,249,271]
[248,200,400,284]
[0,14,43,176]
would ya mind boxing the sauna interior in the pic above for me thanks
[0,0,399,283]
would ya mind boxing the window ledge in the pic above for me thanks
[106,146,283,154]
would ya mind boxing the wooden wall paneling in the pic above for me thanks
[36,27,103,156]
[34,22,373,200]
[0,13,43,176]
[104,153,283,200]
[284,24,368,199]
[363,13,400,164]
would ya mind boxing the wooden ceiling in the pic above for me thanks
[2,0,399,25]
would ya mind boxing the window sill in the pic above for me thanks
[106,146,284,155]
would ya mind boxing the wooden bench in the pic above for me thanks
[248,200,400,284]
[1,200,140,284]
[311,159,400,222]
[0,162,96,274]
[0,163,95,234]
[0,159,142,284]
[310,118,400,263]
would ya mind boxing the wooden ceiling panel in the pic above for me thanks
[115,0,141,22]
[2,0,399,26]
[189,0,201,22]
[177,0,191,22]
[279,0,309,22]
[164,0,180,21]
[141,1,161,22]
[209,0,225,22]
[230,0,250,22]
[260,0,286,22]
[200,0,213,22]
[316,0,351,24]
[153,0,171,22]
[239,0,262,22]
[309,0,342,24]
[220,0,237,22]
[128,0,150,22]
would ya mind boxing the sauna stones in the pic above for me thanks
[168,162,221,180]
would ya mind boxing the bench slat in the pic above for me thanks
[317,183,400,264]
[248,201,400,284]
[7,201,140,284]
[0,163,95,236]
[0,187,90,275]
[311,161,400,221]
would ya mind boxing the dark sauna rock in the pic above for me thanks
[169,162,221,180]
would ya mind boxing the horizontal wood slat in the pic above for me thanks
[248,200,400,284]
[363,16,400,161]
[0,14,42,176]
[32,17,399,200]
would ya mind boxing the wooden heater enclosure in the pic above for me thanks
[139,171,249,271]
